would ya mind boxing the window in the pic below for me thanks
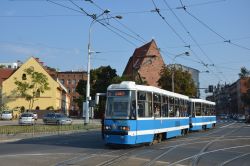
[36,89,40,97]
[67,79,71,85]
[169,97,175,117]
[60,79,64,84]
[195,103,201,116]
[22,74,27,80]
[153,93,161,117]
[161,96,168,117]
[174,98,180,117]
[137,91,152,118]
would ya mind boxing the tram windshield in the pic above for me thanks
[105,90,135,119]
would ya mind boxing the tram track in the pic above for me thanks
[96,147,143,166]
[191,123,243,166]
[219,153,250,166]
[142,122,246,166]
[168,144,250,166]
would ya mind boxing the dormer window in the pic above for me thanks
[22,74,27,80]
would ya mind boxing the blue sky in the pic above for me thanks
[1,0,250,98]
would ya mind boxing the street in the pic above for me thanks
[0,121,249,166]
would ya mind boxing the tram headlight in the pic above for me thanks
[119,126,130,131]
[104,125,111,130]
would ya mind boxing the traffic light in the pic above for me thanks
[208,85,213,93]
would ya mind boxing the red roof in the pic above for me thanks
[0,68,15,86]
[122,39,165,87]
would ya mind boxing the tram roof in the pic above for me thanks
[107,81,189,100]
[189,98,215,105]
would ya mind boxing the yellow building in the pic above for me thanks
[1,57,70,117]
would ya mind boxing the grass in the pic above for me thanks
[0,124,101,135]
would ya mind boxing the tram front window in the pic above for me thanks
[106,90,134,119]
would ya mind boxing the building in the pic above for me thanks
[0,68,16,107]
[123,39,165,87]
[208,77,250,116]
[1,57,70,117]
[0,61,22,69]
[57,71,87,117]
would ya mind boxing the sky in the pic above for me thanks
[0,0,250,98]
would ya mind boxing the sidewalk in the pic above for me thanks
[0,118,101,126]
[0,119,101,143]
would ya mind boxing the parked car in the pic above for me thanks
[32,112,38,120]
[43,113,72,125]
[1,111,13,120]
[19,112,35,125]
[237,115,246,122]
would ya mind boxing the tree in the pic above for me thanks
[239,67,250,78]
[75,66,118,118]
[14,67,50,111]
[75,65,149,118]
[158,66,197,97]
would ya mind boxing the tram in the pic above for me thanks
[103,81,216,145]
[189,99,216,131]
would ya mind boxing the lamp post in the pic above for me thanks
[171,52,189,92]
[84,11,122,125]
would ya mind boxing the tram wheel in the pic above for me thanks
[157,133,163,143]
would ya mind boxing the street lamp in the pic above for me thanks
[171,52,189,92]
[85,11,122,125]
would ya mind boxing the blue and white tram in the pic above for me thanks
[189,98,216,131]
[104,81,190,145]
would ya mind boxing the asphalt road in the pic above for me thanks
[0,121,249,166]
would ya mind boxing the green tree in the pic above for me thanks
[158,66,197,97]
[14,67,50,111]
[239,67,250,78]
[75,66,118,117]
[0,65,5,69]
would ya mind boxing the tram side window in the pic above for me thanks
[180,100,188,117]
[130,91,136,119]
[161,96,168,117]
[187,102,191,117]
[201,103,205,116]
[169,97,175,117]
[195,103,202,116]
[137,91,146,117]
[153,93,161,117]
[137,91,152,118]
[204,104,209,115]
[211,106,215,115]
[175,98,180,117]
[146,92,153,117]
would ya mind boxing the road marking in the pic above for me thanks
[219,153,250,166]
[168,144,250,166]
[219,122,236,128]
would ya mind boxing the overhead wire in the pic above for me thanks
[174,0,229,82]
[47,0,138,46]
[84,0,175,68]
[179,3,250,52]
[152,0,187,45]
[84,0,147,43]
